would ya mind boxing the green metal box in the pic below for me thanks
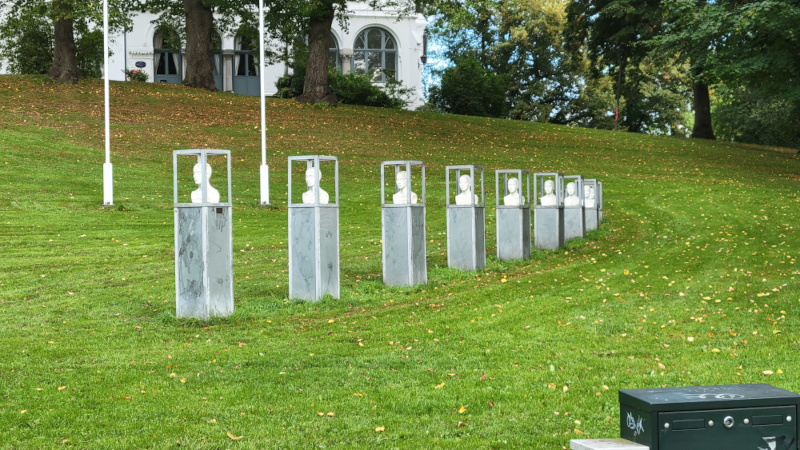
[619,384,800,449]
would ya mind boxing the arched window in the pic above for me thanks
[154,29,181,84]
[328,34,341,72]
[353,27,397,83]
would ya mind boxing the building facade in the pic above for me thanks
[107,3,427,108]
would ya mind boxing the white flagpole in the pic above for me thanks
[102,0,113,206]
[258,0,269,205]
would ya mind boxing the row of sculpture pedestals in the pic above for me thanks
[172,151,603,320]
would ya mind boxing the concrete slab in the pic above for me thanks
[570,438,648,450]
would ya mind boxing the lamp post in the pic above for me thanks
[102,0,113,206]
[259,0,269,205]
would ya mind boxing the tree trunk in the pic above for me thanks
[183,0,216,90]
[691,79,715,139]
[296,0,337,106]
[48,0,79,84]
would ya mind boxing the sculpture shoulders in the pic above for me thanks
[191,186,221,203]
[393,190,418,205]
[540,193,557,207]
[504,193,526,206]
[564,195,580,207]
[303,188,330,204]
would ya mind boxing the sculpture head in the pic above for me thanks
[507,177,519,194]
[305,167,320,187]
[544,179,554,194]
[585,185,594,199]
[566,182,576,196]
[193,162,212,185]
[459,174,471,192]
[396,170,408,190]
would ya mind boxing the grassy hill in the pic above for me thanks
[1,75,799,448]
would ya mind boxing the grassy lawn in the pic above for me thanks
[1,75,799,448]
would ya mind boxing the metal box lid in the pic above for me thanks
[620,384,800,412]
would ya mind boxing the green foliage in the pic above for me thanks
[0,3,53,75]
[124,69,149,82]
[428,0,616,127]
[428,55,509,117]
[328,69,410,109]
[713,84,800,150]
[0,0,131,78]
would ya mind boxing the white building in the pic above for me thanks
[107,3,427,108]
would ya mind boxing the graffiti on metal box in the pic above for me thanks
[626,411,644,436]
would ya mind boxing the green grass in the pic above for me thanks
[1,75,799,448]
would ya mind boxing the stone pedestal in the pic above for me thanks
[382,206,426,286]
[447,206,486,270]
[597,181,604,222]
[570,439,648,450]
[289,206,340,300]
[564,206,585,241]
[175,205,233,319]
[497,207,531,259]
[173,149,233,320]
[534,206,564,250]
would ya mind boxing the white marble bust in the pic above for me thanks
[564,182,580,207]
[455,174,479,205]
[503,177,526,206]
[191,162,220,203]
[392,170,418,204]
[584,185,595,208]
[302,167,329,204]
[540,179,557,207]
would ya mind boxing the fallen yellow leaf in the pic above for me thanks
[327,412,335,417]
[227,431,242,440]
[435,382,445,389]
[57,386,66,391]
[711,348,721,353]
[180,378,187,383]
[458,405,467,414]
[375,426,385,432]
[328,319,335,323]
[763,370,774,375]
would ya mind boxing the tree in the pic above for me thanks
[0,0,131,83]
[427,0,613,126]
[283,0,419,105]
[428,54,509,117]
[653,0,800,144]
[142,0,256,90]
[295,0,338,105]
[566,0,683,132]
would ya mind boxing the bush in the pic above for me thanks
[328,70,410,109]
[713,85,800,149]
[124,69,148,82]
[428,56,509,117]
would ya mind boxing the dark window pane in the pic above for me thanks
[367,29,382,49]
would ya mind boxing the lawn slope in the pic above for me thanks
[1,75,799,448]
